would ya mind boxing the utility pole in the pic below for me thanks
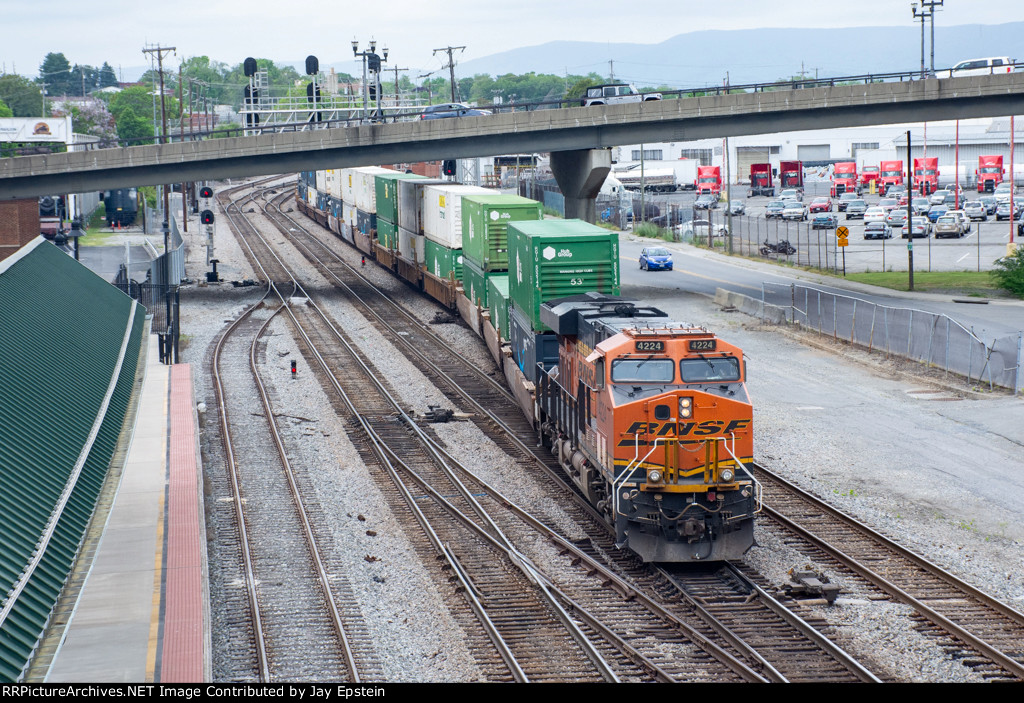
[433,46,465,102]
[391,65,408,114]
[907,130,914,291]
[418,72,434,105]
[142,43,176,347]
[609,60,614,82]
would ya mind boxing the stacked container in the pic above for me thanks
[460,194,542,311]
[507,219,620,333]
[422,184,491,280]
[374,171,425,250]
[486,274,510,341]
[397,178,450,265]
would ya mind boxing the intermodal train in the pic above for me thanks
[294,167,759,562]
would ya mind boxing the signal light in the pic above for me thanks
[199,186,213,199]
[442,160,457,177]
[291,360,297,377]
[201,210,215,225]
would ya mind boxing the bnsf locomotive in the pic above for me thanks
[536,294,757,562]
[294,166,758,562]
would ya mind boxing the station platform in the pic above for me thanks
[42,332,210,683]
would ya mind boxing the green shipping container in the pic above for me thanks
[461,257,501,309]
[487,274,510,340]
[375,172,426,224]
[377,218,398,248]
[508,219,620,332]
[461,194,543,272]
[424,238,463,281]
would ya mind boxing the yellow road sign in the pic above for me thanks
[837,226,849,238]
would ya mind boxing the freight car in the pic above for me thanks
[102,188,139,227]
[294,166,759,562]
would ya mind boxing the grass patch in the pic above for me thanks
[844,270,1001,295]
[633,222,674,241]
[542,207,563,218]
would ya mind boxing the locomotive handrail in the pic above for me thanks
[717,434,763,517]
[613,436,669,519]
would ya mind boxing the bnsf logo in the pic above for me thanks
[623,420,750,437]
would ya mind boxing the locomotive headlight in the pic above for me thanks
[648,469,663,484]
[679,396,693,419]
[720,468,735,483]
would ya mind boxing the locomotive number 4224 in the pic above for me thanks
[688,339,717,351]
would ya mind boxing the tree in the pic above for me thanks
[51,99,116,141]
[991,247,1024,298]
[0,73,43,116]
[0,98,12,118]
[99,63,118,88]
[39,52,73,96]
[114,106,154,145]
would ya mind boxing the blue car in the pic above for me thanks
[639,246,673,271]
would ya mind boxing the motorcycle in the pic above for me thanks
[760,240,796,256]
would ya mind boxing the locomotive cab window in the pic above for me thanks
[611,358,675,383]
[680,356,741,383]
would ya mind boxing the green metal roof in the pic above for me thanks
[0,238,145,682]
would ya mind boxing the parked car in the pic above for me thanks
[420,102,492,119]
[863,206,887,224]
[811,213,839,229]
[996,201,1022,220]
[994,182,1015,204]
[927,204,949,222]
[979,196,999,215]
[901,217,931,238]
[728,200,746,215]
[779,188,803,202]
[929,190,950,205]
[878,198,899,212]
[782,201,809,220]
[886,184,907,199]
[678,219,728,238]
[934,215,968,238]
[885,209,908,227]
[845,199,868,219]
[764,200,787,219]
[808,196,833,213]
[639,246,673,270]
[911,197,931,215]
[837,192,859,212]
[962,200,988,220]
[863,222,893,239]
[694,193,719,209]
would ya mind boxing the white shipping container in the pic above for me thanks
[339,168,358,205]
[398,226,426,264]
[398,178,449,234]
[316,170,328,193]
[422,184,492,249]
[342,201,357,232]
[326,169,342,198]
[354,166,395,213]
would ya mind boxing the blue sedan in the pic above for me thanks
[811,213,838,230]
[639,246,673,271]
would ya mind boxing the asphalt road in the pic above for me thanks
[621,234,1024,343]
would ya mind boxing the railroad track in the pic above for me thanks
[755,461,1024,681]
[207,183,381,681]
[238,182,887,682]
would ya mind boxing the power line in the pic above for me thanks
[432,46,465,102]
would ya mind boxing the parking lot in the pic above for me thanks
[617,180,1019,273]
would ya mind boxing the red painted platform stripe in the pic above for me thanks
[161,364,205,682]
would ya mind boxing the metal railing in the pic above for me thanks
[761,282,1022,394]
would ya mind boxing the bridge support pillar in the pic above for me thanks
[550,148,611,223]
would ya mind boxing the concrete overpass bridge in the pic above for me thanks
[3,73,1024,220]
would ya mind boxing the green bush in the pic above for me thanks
[991,246,1024,298]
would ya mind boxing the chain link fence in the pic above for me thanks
[761,282,1022,393]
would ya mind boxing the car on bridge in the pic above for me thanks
[581,84,663,106]
[420,103,493,119]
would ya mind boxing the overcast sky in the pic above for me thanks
[3,1,1023,80]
